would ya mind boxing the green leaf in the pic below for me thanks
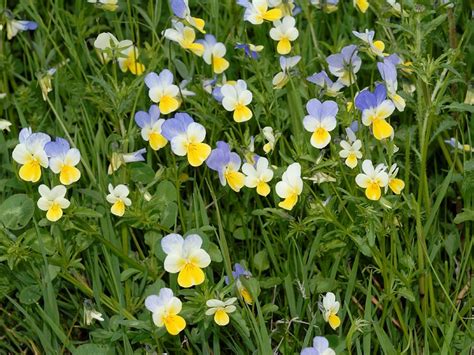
[445,102,474,113]
[19,285,42,304]
[73,344,112,355]
[453,209,474,224]
[0,194,34,230]
[207,242,223,263]
[160,202,177,228]
[253,250,270,272]
[155,180,177,202]
[130,162,155,184]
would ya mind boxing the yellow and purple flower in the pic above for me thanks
[135,105,168,151]
[303,99,338,149]
[197,35,230,74]
[45,138,81,185]
[145,70,181,115]
[206,141,245,192]
[237,0,283,25]
[145,288,186,335]
[326,45,361,86]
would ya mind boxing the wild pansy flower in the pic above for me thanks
[37,185,70,222]
[12,128,50,183]
[84,303,105,325]
[206,142,245,192]
[161,113,211,167]
[163,20,204,56]
[445,138,474,152]
[237,0,283,25]
[355,84,395,140]
[352,29,385,58]
[117,42,145,75]
[355,160,389,201]
[242,157,273,196]
[320,292,341,330]
[0,119,12,132]
[106,184,131,216]
[145,69,181,115]
[235,43,264,59]
[354,0,369,13]
[303,99,338,149]
[221,80,253,122]
[339,127,362,169]
[272,55,301,89]
[135,105,168,150]
[301,336,336,355]
[4,10,38,40]
[197,35,230,74]
[387,0,403,15]
[307,70,344,97]
[377,60,406,111]
[387,163,405,194]
[171,0,206,33]
[161,233,211,288]
[269,16,299,55]
[225,263,253,304]
[276,162,303,210]
[269,0,296,16]
[145,288,186,335]
[38,68,56,101]
[108,149,147,174]
[205,298,237,326]
[327,45,361,86]
[262,126,276,153]
[311,0,339,13]
[45,138,81,185]
[87,0,118,11]
[93,32,119,63]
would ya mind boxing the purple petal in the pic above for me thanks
[229,152,242,169]
[377,62,397,84]
[134,111,150,129]
[307,71,332,86]
[161,113,193,140]
[321,100,338,118]
[144,72,160,89]
[306,99,322,118]
[354,89,374,111]
[385,54,401,66]
[45,137,70,157]
[158,69,174,86]
[149,104,161,121]
[313,336,329,351]
[19,127,32,143]
[171,0,187,18]
[374,83,387,105]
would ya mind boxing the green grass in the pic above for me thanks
[0,0,473,353]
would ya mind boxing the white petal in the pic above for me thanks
[161,233,184,255]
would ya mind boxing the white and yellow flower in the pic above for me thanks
[205,298,237,326]
[12,128,50,183]
[238,0,283,25]
[87,0,118,11]
[339,128,362,169]
[303,99,338,149]
[37,184,70,222]
[45,138,81,185]
[198,35,230,74]
[269,16,299,55]
[272,55,301,89]
[117,42,145,75]
[171,0,206,33]
[269,0,296,16]
[276,162,303,210]
[321,292,341,330]
[242,157,274,196]
[221,80,253,123]
[145,288,186,335]
[262,126,276,153]
[161,233,211,288]
[387,163,405,194]
[106,184,131,216]
[352,29,385,57]
[163,20,204,56]
[144,70,181,115]
[355,160,389,201]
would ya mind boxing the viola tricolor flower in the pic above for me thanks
[93,32,119,63]
[355,83,395,140]
[145,69,181,115]
[12,128,50,183]
[225,263,253,304]
[311,0,339,13]
[307,70,344,97]
[353,29,385,57]
[161,113,211,167]
[135,105,168,150]
[303,99,338,149]
[117,42,145,75]
[145,288,186,335]
[301,336,336,355]
[221,80,253,122]
[206,141,245,192]
[320,292,341,330]
[235,43,264,59]
[237,0,283,25]
[272,55,301,89]
[45,138,81,185]
[5,15,38,40]
[445,138,474,152]
[276,162,303,210]
[197,35,230,74]
[161,233,211,288]
[355,160,389,201]
[106,184,131,216]
[38,68,56,101]
[242,157,274,196]
[377,59,406,111]
[354,0,369,13]
[339,128,362,169]
[37,184,70,222]
[108,149,147,174]
[87,0,118,11]
[326,45,361,86]
[387,163,405,194]
[205,298,237,326]
[171,0,206,33]
[163,20,205,56]
[269,16,299,55]
[0,119,12,131]
[262,126,276,153]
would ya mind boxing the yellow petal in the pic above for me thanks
[60,165,81,185]
[373,40,385,53]
[256,181,270,196]
[233,104,252,123]
[177,263,205,288]
[19,159,41,182]
[345,153,358,169]
[277,38,291,55]
[159,95,180,115]
[240,287,253,305]
[111,200,125,216]
[263,8,282,21]
[46,203,63,222]
[328,314,341,330]
[164,315,186,335]
[212,56,229,74]
[192,17,206,33]
[187,42,204,56]
[389,178,405,194]
[365,182,381,201]
[279,193,298,210]
[128,61,145,75]
[187,142,211,167]
[372,118,393,140]
[311,127,331,148]
[149,132,168,150]
[355,0,369,13]
[225,171,245,192]
[214,309,230,326]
